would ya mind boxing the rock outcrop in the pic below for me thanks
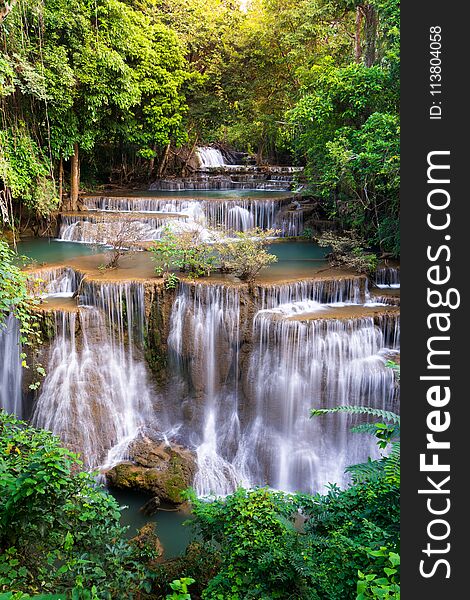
[105,435,196,505]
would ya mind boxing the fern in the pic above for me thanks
[346,459,385,484]
[311,406,400,425]
[384,441,400,485]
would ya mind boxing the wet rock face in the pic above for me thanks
[105,436,196,505]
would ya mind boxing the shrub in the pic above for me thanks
[150,227,215,280]
[316,231,378,274]
[0,412,156,598]
[215,228,278,283]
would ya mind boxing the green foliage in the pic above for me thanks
[0,240,41,352]
[316,231,379,274]
[357,548,400,599]
[0,129,58,219]
[150,226,215,279]
[0,412,155,598]
[188,487,317,599]
[166,577,195,600]
[286,0,400,253]
[215,228,278,283]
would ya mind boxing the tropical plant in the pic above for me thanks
[0,412,156,598]
[166,577,195,600]
[150,226,215,280]
[0,241,42,374]
[215,228,278,283]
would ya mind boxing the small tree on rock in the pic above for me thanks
[215,228,278,284]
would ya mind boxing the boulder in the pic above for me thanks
[105,435,196,505]
[130,522,164,561]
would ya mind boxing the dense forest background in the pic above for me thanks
[0,0,399,253]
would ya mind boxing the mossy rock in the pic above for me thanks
[105,436,196,505]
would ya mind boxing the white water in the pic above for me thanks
[196,147,227,168]
[241,313,399,492]
[0,314,23,417]
[167,283,247,495]
[375,267,400,288]
[22,268,399,496]
[165,281,399,496]
[32,283,156,469]
[81,196,303,237]
[27,266,81,298]
[58,215,166,244]
[257,277,365,309]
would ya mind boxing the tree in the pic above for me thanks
[215,228,278,283]
[316,230,379,274]
[150,225,215,283]
[0,0,191,215]
[100,216,150,269]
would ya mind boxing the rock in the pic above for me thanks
[130,522,164,561]
[105,435,196,505]
[140,496,161,516]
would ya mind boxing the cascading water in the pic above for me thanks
[196,147,227,168]
[81,196,304,237]
[239,313,399,492]
[375,267,400,288]
[166,283,247,495]
[27,266,82,297]
[32,281,157,469]
[58,214,171,243]
[256,277,365,309]
[0,314,23,417]
[164,280,399,496]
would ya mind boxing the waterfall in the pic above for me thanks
[164,280,398,496]
[256,277,365,309]
[167,283,248,495]
[375,267,400,288]
[196,147,227,168]
[82,196,304,237]
[58,214,169,243]
[32,282,156,469]
[238,313,399,492]
[0,314,23,417]
[27,266,82,297]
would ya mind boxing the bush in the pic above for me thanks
[150,227,215,281]
[215,228,278,283]
[0,412,156,598]
[316,231,378,274]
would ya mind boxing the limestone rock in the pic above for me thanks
[105,435,196,505]
[130,522,164,561]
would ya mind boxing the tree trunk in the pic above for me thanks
[181,137,198,177]
[355,6,363,63]
[70,143,79,211]
[148,144,157,179]
[363,4,378,67]
[58,157,64,207]
[157,143,171,178]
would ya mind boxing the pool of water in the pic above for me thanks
[16,238,101,265]
[17,236,329,283]
[262,241,329,280]
[88,189,293,200]
[110,488,194,559]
